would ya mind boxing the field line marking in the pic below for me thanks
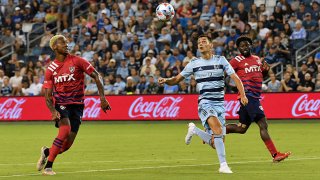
[0,157,319,178]
[0,155,302,166]
[0,159,197,166]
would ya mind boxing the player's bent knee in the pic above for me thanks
[212,127,223,136]
[237,123,248,134]
[240,127,248,134]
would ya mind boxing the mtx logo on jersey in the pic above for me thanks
[54,74,76,83]
[245,65,261,73]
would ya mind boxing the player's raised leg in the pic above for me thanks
[226,123,249,134]
[185,106,219,148]
[256,117,291,162]
[226,105,251,134]
[185,122,213,147]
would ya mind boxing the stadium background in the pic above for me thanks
[0,0,320,98]
[0,0,320,179]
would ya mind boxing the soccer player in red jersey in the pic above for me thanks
[37,35,111,175]
[226,36,291,162]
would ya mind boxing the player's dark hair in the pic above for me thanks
[197,34,212,42]
[236,35,253,47]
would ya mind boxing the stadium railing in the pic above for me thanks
[263,62,283,84]
[0,42,15,62]
[72,1,90,26]
[295,36,320,70]
[26,23,58,55]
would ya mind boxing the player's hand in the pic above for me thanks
[240,95,248,106]
[51,110,61,121]
[158,77,166,85]
[100,98,111,113]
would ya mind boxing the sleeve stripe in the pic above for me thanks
[86,64,92,70]
[235,55,246,61]
[49,64,56,70]
[48,67,54,72]
[52,62,58,68]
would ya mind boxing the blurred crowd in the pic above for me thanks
[0,0,320,97]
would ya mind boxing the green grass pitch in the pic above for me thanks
[0,120,319,180]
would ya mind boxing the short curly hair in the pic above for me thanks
[236,35,253,47]
[49,35,66,50]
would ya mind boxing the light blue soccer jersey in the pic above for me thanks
[180,55,235,130]
[180,55,235,105]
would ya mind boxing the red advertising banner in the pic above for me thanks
[0,93,319,121]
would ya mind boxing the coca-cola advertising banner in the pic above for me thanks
[0,93,319,121]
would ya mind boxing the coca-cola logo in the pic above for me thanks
[224,100,240,117]
[292,94,320,117]
[129,97,183,118]
[0,98,26,119]
[83,97,101,118]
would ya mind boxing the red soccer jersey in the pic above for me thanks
[43,54,95,105]
[229,55,266,99]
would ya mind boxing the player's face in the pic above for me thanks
[54,37,69,55]
[238,41,251,57]
[197,37,212,53]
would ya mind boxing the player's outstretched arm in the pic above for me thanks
[158,74,185,86]
[90,70,111,112]
[230,73,248,105]
[44,88,61,121]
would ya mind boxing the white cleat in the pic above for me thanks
[37,146,49,171]
[185,123,196,145]
[219,165,233,174]
[42,168,56,175]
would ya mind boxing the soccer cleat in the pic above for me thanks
[273,151,291,163]
[219,165,233,174]
[42,168,56,175]
[36,146,49,171]
[185,123,196,145]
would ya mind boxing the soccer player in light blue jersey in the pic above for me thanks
[158,34,248,174]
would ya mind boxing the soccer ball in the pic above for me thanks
[156,3,175,21]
